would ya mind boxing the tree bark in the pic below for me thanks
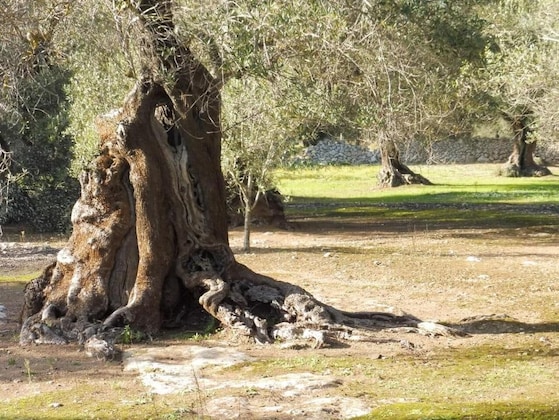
[242,173,254,253]
[501,114,551,177]
[19,0,459,350]
[377,139,432,187]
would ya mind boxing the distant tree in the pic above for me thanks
[222,77,291,252]
[174,1,495,189]
[478,0,559,176]
[0,0,79,232]
[363,0,494,186]
[207,0,495,187]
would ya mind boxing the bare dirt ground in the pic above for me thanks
[1,214,559,419]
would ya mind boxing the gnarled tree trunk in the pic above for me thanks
[19,1,458,350]
[501,114,551,177]
[377,139,432,187]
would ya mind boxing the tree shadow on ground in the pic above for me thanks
[447,314,559,335]
[280,200,559,242]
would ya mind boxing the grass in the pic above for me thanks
[274,164,559,231]
[217,347,558,418]
[0,271,42,283]
[220,342,559,419]
[5,342,557,419]
[363,402,559,419]
[275,163,559,205]
[0,387,193,420]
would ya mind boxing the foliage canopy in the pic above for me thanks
[1,0,558,230]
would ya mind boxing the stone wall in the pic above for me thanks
[401,137,559,164]
[295,137,559,165]
[294,138,379,165]
[401,137,510,164]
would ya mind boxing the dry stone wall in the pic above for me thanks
[401,137,511,164]
[401,137,559,164]
[295,137,559,165]
[294,139,379,165]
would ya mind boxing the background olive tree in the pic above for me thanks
[0,0,79,232]
[221,77,294,251]
[475,0,559,176]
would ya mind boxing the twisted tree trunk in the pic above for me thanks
[377,139,432,187]
[501,114,551,177]
[19,1,459,351]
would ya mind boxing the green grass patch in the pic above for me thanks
[276,164,559,205]
[0,271,41,283]
[274,164,559,230]
[362,401,559,419]
[222,342,559,418]
[0,387,196,420]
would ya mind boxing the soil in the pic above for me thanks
[1,214,559,418]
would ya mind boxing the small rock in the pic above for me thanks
[49,402,63,408]
[539,336,551,345]
[84,336,118,360]
[400,340,415,350]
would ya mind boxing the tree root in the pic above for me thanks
[181,263,468,349]
[19,259,467,353]
[500,162,551,177]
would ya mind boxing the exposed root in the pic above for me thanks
[104,306,133,328]
[198,276,229,317]
[20,315,68,345]
[500,162,551,177]
[378,167,432,187]
[19,251,467,353]
[189,264,468,349]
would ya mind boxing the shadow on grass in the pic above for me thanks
[284,196,559,235]
[288,177,559,205]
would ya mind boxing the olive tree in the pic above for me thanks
[0,0,78,232]
[352,0,494,186]
[478,0,559,176]
[20,0,459,349]
[222,77,291,252]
